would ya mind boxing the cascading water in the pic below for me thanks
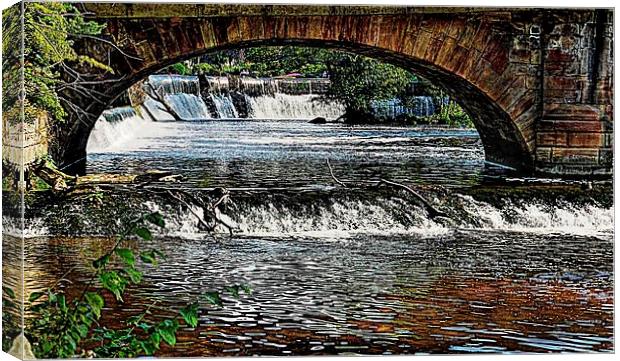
[144,75,212,120]
[210,94,239,118]
[372,96,436,118]
[245,93,345,119]
[102,75,438,122]
[87,106,150,152]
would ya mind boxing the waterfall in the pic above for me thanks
[245,94,344,120]
[87,107,150,152]
[372,96,436,118]
[409,96,436,116]
[22,189,613,239]
[119,75,441,123]
[144,75,213,121]
[210,94,239,118]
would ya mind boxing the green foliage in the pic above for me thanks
[25,213,169,358]
[322,53,414,120]
[421,100,474,128]
[193,62,217,75]
[167,62,189,75]
[2,2,107,124]
[2,286,19,351]
[5,212,253,358]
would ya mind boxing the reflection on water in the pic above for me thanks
[10,228,613,356]
[87,120,495,188]
[8,119,612,356]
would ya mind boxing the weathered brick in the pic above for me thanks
[545,76,578,90]
[539,120,604,133]
[567,132,604,148]
[551,148,599,164]
[535,147,552,162]
[537,132,568,146]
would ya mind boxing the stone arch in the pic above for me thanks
[59,8,541,174]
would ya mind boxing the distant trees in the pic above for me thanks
[161,46,474,127]
[321,53,414,123]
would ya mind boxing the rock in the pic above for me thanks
[309,117,327,124]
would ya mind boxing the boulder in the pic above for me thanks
[309,117,327,124]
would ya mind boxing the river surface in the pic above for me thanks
[6,119,613,356]
[86,120,499,189]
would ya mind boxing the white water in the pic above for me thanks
[210,94,239,118]
[87,107,151,152]
[145,75,213,121]
[246,93,344,120]
[164,93,212,120]
[138,196,613,240]
[459,195,613,235]
[373,96,435,118]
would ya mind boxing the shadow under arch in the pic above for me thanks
[64,39,534,175]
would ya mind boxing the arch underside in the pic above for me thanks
[64,38,535,173]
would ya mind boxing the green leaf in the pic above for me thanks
[85,292,104,318]
[157,319,179,346]
[241,284,252,295]
[225,285,240,298]
[179,302,199,328]
[76,323,89,338]
[3,286,15,299]
[29,291,45,302]
[140,340,156,355]
[63,334,77,354]
[145,212,165,228]
[99,271,128,302]
[133,226,152,241]
[150,332,161,349]
[115,248,135,266]
[58,294,67,312]
[47,289,57,303]
[203,291,223,307]
[124,267,143,284]
[140,250,157,265]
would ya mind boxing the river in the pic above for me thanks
[3,80,613,356]
[3,72,614,356]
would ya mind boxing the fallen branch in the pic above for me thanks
[32,160,183,192]
[164,189,234,237]
[146,81,183,121]
[376,178,448,219]
[326,159,347,187]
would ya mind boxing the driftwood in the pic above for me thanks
[162,188,234,237]
[32,161,183,192]
[32,161,76,191]
[325,159,449,220]
[327,159,348,188]
[376,179,448,219]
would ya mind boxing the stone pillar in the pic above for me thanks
[536,9,613,176]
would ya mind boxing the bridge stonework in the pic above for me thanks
[55,3,612,177]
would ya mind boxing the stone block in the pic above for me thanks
[567,132,604,148]
[551,147,599,164]
[545,76,577,90]
[537,132,568,147]
[535,147,552,162]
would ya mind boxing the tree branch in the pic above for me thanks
[326,158,347,187]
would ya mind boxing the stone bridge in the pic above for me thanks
[54,3,612,176]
